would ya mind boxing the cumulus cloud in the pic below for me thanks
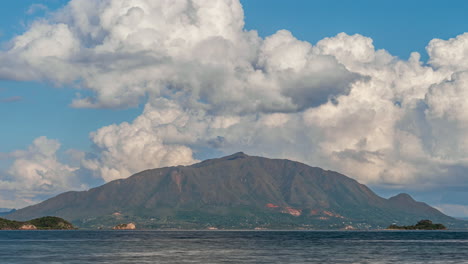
[1,0,468,199]
[0,137,85,208]
[0,0,359,113]
[82,99,198,181]
[427,33,468,71]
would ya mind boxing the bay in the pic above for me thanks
[1,230,467,263]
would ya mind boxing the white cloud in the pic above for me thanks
[82,99,198,181]
[1,0,468,201]
[0,137,85,208]
[427,33,468,71]
[0,0,359,113]
[426,71,468,122]
[7,137,77,188]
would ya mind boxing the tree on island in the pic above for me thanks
[388,220,446,230]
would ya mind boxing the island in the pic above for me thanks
[387,220,447,230]
[0,216,75,230]
[112,223,136,230]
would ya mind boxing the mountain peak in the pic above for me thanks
[190,152,250,168]
[388,193,415,203]
[223,152,249,160]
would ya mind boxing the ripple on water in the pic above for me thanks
[0,231,467,264]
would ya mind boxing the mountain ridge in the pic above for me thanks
[6,153,466,229]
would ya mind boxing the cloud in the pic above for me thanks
[0,137,86,208]
[1,0,468,200]
[82,99,198,181]
[427,33,468,71]
[0,0,360,113]
[27,4,49,15]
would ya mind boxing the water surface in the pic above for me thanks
[1,230,467,263]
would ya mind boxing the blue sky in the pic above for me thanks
[1,0,468,217]
[243,0,468,61]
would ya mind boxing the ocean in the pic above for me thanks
[1,230,467,263]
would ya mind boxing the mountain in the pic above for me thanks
[6,152,466,229]
[0,209,15,216]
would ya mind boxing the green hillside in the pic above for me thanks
[0,216,74,230]
[388,220,447,230]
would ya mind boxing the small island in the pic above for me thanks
[387,220,446,230]
[0,216,75,230]
[113,223,136,230]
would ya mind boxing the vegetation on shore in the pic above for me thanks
[0,216,75,230]
[387,220,446,230]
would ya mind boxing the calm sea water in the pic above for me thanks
[0,230,467,263]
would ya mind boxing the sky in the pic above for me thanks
[1,0,468,217]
